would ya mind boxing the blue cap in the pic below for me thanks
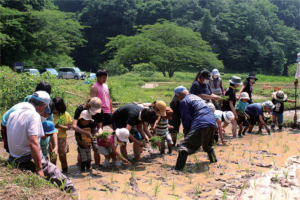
[174,86,188,95]
[297,58,300,62]
[42,121,57,135]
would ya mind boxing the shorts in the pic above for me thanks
[158,132,173,145]
[58,138,69,154]
[98,146,112,156]
[102,113,112,127]
[92,139,98,150]
[238,115,249,126]
[246,113,260,125]
[272,112,284,124]
[78,146,91,162]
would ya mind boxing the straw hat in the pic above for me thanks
[223,111,235,123]
[272,90,287,102]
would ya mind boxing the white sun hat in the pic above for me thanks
[240,92,250,100]
[115,128,130,143]
[207,103,216,113]
[223,111,235,123]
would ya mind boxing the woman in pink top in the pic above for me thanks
[97,128,129,167]
[90,69,113,129]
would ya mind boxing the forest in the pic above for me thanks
[1,0,299,76]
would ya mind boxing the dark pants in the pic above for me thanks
[1,124,9,153]
[168,113,181,146]
[175,127,217,170]
[9,154,76,193]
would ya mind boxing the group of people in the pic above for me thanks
[1,54,299,192]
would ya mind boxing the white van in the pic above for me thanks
[58,67,86,80]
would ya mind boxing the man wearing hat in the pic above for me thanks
[237,73,258,104]
[294,53,300,86]
[245,101,274,135]
[6,91,76,193]
[174,86,217,170]
[271,90,296,130]
[190,70,222,103]
[221,76,243,138]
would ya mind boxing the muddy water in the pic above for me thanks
[1,125,300,200]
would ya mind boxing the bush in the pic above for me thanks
[132,63,156,77]
[287,63,298,77]
[0,66,13,73]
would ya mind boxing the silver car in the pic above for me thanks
[58,67,86,80]
[23,68,40,76]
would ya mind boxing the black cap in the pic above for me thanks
[200,70,212,80]
[247,72,258,80]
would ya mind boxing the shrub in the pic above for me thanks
[132,63,156,77]
[99,60,129,76]
[287,63,298,77]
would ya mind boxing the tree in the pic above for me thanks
[104,20,223,77]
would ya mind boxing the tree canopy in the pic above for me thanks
[104,20,223,77]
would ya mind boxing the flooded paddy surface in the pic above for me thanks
[1,125,300,200]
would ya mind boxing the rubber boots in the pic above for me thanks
[175,153,188,170]
[208,149,218,163]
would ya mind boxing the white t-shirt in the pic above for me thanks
[1,102,34,127]
[6,104,44,158]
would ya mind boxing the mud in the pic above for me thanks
[0,125,300,199]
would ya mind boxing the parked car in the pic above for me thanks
[23,68,40,76]
[58,67,86,80]
[40,68,58,77]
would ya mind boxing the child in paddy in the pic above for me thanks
[236,92,250,137]
[40,121,57,159]
[271,90,296,130]
[97,128,129,167]
[75,110,95,171]
[152,114,174,154]
[207,103,234,145]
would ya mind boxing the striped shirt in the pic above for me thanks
[156,117,168,136]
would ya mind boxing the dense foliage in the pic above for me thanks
[1,0,299,75]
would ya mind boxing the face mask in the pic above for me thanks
[213,75,219,79]
[203,79,210,84]
[41,116,47,122]
[89,109,96,116]
[250,79,255,83]
[114,135,124,145]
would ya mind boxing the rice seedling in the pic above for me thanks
[222,189,228,200]
[163,159,168,169]
[146,167,150,174]
[131,167,136,178]
[171,178,175,192]
[123,182,129,193]
[164,170,168,180]
[276,140,279,146]
[249,139,253,146]
[87,195,94,200]
[283,170,288,179]
[204,169,209,178]
[263,154,265,160]
[258,142,261,150]
[266,142,270,149]
[282,189,289,200]
[242,150,246,157]
[258,169,263,176]
[87,175,92,188]
[232,145,235,151]
[280,134,283,139]
[269,191,276,200]
[194,185,202,195]
[154,182,162,197]
[149,176,153,185]
[110,168,114,184]
[94,131,111,141]
[149,136,163,149]
[240,183,248,195]
[211,152,216,163]
[192,154,200,170]
[294,137,297,141]
[274,173,279,182]
[287,132,289,137]
[227,150,232,162]
[259,138,264,143]
[183,165,187,175]
[269,135,272,140]
[246,168,250,173]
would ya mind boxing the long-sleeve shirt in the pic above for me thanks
[295,62,300,80]
[180,94,216,134]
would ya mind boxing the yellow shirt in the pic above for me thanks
[54,112,72,138]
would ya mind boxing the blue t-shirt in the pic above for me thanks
[180,94,216,134]
[245,103,263,116]
[190,81,212,96]
[236,101,249,114]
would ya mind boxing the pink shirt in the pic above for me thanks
[93,82,111,113]
[97,135,114,147]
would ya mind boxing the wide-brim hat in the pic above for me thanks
[116,128,129,143]
[229,76,242,85]
[272,91,287,102]
[247,73,258,80]
[45,128,58,135]
[79,110,94,122]
[223,111,234,124]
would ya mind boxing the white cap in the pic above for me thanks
[223,111,235,123]
[79,110,94,122]
[263,100,275,109]
[212,69,220,77]
[207,103,215,113]
[115,128,130,143]
[240,92,250,100]
[31,91,51,113]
